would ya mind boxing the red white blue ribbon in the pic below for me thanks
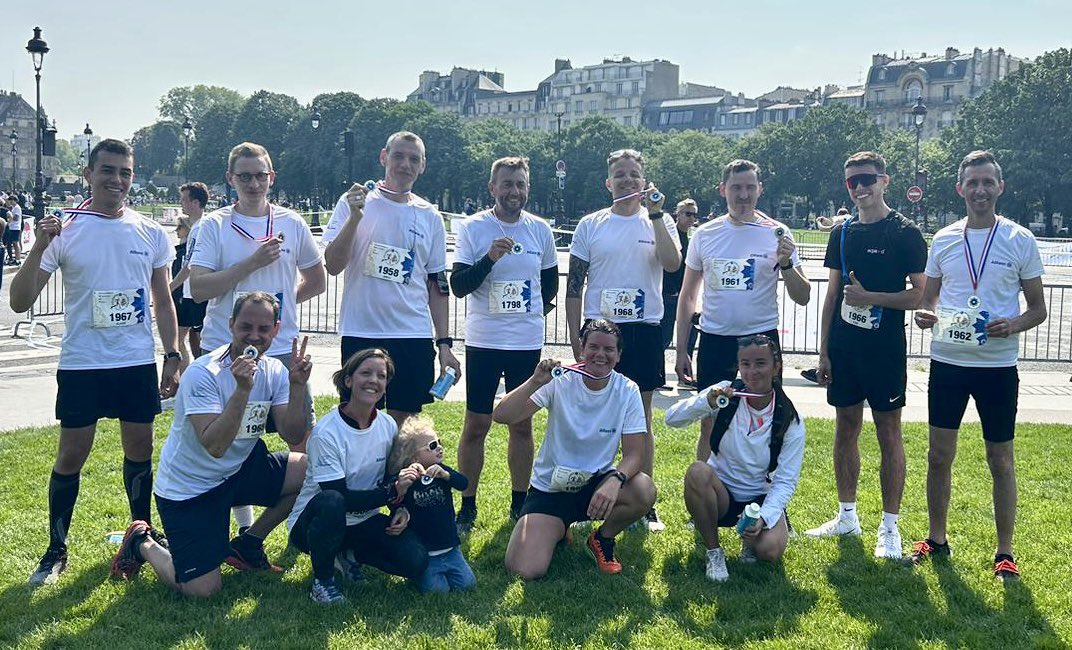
[62,198,122,227]
[963,217,1001,293]
[551,362,611,380]
[230,204,275,241]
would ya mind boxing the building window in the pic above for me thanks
[943,85,953,101]
[875,89,885,105]
[746,114,752,124]
[616,82,624,95]
[623,115,633,126]
[947,62,956,76]
[588,100,598,112]
[878,69,887,81]
[904,79,923,103]
[719,114,727,125]
[632,81,640,94]
[775,110,784,122]
[575,100,583,113]
[941,110,954,128]
[733,114,739,125]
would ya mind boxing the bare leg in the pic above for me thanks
[926,426,958,544]
[833,404,864,502]
[986,440,1017,557]
[683,461,729,549]
[873,409,906,515]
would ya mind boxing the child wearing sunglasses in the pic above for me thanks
[388,417,476,593]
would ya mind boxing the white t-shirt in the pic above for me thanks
[181,218,204,300]
[322,190,448,338]
[189,205,322,356]
[154,346,291,501]
[40,208,173,370]
[287,406,398,530]
[454,209,558,350]
[528,371,646,493]
[685,216,800,336]
[6,204,21,230]
[664,384,804,528]
[925,217,1044,368]
[570,208,680,324]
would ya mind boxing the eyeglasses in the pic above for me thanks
[679,211,698,217]
[737,334,774,348]
[232,171,271,183]
[424,439,441,452]
[845,173,886,190]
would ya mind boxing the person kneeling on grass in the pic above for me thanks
[666,334,804,582]
[387,417,476,593]
[287,348,429,604]
[110,292,311,597]
[495,319,656,580]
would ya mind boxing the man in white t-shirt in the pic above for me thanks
[11,139,182,588]
[675,159,810,462]
[189,142,325,441]
[450,156,558,530]
[4,194,23,265]
[322,131,460,428]
[495,319,656,579]
[566,148,680,531]
[109,292,312,597]
[907,151,1047,581]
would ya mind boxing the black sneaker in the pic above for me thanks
[509,504,524,522]
[225,535,282,573]
[28,546,68,587]
[455,507,477,534]
[906,538,951,566]
[994,553,1020,581]
[148,526,170,551]
[800,368,819,384]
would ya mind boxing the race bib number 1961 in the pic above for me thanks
[706,258,755,292]
[91,289,146,328]
[600,288,644,320]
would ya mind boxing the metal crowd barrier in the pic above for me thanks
[19,270,1072,363]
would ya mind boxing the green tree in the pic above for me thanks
[130,120,183,177]
[158,85,245,125]
[559,116,632,219]
[187,102,241,189]
[348,98,435,186]
[230,91,302,170]
[277,92,365,204]
[647,130,732,215]
[404,110,467,210]
[54,139,82,175]
[942,48,1072,235]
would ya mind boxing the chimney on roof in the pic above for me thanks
[554,58,571,73]
[945,47,960,60]
[872,53,891,67]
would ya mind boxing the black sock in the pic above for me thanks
[123,458,153,524]
[48,470,80,550]
[511,491,526,511]
[461,496,477,512]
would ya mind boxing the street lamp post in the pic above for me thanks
[82,123,92,198]
[552,111,566,224]
[310,110,321,217]
[25,26,49,221]
[78,151,85,196]
[9,129,17,192]
[181,117,192,182]
[912,96,928,232]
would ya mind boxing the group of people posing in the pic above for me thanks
[10,130,1043,603]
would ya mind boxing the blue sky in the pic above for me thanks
[2,0,1069,142]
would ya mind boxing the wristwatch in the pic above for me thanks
[435,337,454,348]
[162,351,181,363]
[778,260,793,270]
[647,211,664,220]
[610,469,628,485]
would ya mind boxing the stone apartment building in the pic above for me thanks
[0,90,58,190]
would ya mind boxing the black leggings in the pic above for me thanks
[289,490,428,582]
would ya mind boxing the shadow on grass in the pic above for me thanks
[827,536,1068,649]
[660,537,818,645]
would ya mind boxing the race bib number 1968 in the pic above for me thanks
[600,288,644,320]
[236,400,272,440]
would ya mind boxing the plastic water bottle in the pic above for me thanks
[428,367,457,400]
[735,502,762,535]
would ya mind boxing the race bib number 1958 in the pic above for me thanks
[364,242,412,284]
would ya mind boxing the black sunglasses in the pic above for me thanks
[737,334,774,347]
[846,173,885,190]
[679,211,698,217]
[424,439,441,452]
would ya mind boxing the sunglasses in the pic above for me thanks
[424,439,441,452]
[232,171,271,183]
[737,334,775,348]
[679,211,698,217]
[845,173,886,190]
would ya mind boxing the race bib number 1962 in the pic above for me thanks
[934,306,989,347]
[91,289,146,328]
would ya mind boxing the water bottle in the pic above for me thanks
[735,502,762,535]
[428,367,457,400]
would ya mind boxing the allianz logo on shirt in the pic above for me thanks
[128,249,149,257]
[638,239,655,245]
[990,259,1013,268]
[407,228,425,239]
[749,252,769,259]
[598,427,618,434]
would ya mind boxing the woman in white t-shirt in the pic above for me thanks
[494,319,656,580]
[287,348,428,604]
[666,334,805,583]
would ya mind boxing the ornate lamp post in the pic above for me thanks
[25,26,49,220]
[912,97,928,231]
[182,117,193,182]
[82,123,92,198]
[8,129,17,192]
[310,110,321,213]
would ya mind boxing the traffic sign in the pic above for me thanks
[555,160,566,173]
[907,185,924,203]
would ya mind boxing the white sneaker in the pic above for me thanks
[875,525,903,560]
[804,516,862,539]
[739,546,757,564]
[705,548,729,582]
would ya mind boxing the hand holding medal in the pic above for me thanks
[345,182,368,217]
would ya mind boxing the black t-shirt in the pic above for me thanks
[401,464,468,553]
[823,211,927,349]
[171,241,187,302]
[662,227,690,296]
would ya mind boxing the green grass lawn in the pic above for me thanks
[1,399,1069,649]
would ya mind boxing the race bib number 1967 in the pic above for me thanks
[91,289,146,328]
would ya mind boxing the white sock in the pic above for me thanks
[839,502,858,521]
[882,511,899,530]
[233,505,255,530]
[707,547,724,560]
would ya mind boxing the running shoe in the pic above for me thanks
[586,530,622,574]
[800,368,819,384]
[739,545,758,564]
[804,516,862,538]
[309,578,346,604]
[28,546,68,587]
[455,506,477,535]
[905,538,951,566]
[705,547,729,582]
[224,535,283,573]
[334,549,367,585]
[643,507,666,532]
[874,525,903,560]
[994,554,1020,581]
[110,520,150,580]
